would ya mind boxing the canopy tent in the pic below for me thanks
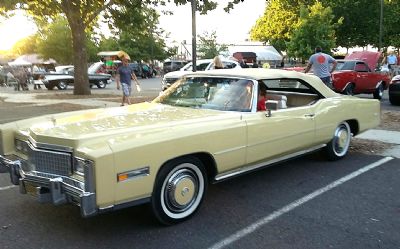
[8,58,32,66]
[11,54,56,65]
[97,51,130,60]
[227,43,283,62]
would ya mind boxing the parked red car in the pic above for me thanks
[331,51,391,99]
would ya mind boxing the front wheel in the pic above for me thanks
[324,121,351,161]
[373,83,384,100]
[151,157,207,225]
[57,81,67,90]
[389,94,400,105]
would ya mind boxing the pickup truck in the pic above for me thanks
[331,51,391,99]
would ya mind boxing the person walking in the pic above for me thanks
[304,46,337,88]
[116,56,140,106]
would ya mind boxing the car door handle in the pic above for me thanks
[304,114,315,118]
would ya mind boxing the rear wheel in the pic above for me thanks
[324,121,351,161]
[373,83,384,99]
[151,156,207,225]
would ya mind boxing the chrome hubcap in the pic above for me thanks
[160,163,204,219]
[334,123,350,156]
[167,172,196,209]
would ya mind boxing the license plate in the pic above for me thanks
[24,182,38,197]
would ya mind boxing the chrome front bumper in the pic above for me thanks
[0,155,97,217]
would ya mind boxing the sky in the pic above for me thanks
[0,11,37,51]
[0,1,267,51]
[158,0,267,45]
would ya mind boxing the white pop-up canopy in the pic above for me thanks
[8,58,32,66]
[227,42,283,62]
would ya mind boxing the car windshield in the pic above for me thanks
[154,76,254,112]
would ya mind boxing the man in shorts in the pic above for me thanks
[304,46,337,88]
[116,56,140,106]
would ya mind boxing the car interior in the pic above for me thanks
[260,78,321,109]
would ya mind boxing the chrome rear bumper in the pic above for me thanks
[0,155,97,217]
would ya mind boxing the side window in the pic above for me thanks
[355,63,369,72]
[261,79,321,108]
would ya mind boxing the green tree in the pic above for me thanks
[35,16,98,65]
[1,0,244,95]
[325,0,380,49]
[11,35,38,56]
[286,2,339,61]
[36,17,73,65]
[383,0,400,49]
[197,31,228,59]
[250,0,313,51]
[107,2,172,62]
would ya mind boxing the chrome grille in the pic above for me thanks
[27,142,73,176]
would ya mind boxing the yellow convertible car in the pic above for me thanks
[0,69,380,225]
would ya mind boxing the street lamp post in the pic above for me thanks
[191,0,197,72]
[379,0,383,52]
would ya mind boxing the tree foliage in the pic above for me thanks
[1,0,245,95]
[197,31,228,59]
[11,35,38,56]
[250,0,313,51]
[35,16,73,65]
[286,2,338,61]
[252,0,400,53]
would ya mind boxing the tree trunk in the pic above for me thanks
[69,15,90,95]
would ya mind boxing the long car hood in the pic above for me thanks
[23,102,236,148]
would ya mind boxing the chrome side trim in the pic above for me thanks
[341,82,351,92]
[375,80,383,89]
[117,166,150,182]
[214,144,326,182]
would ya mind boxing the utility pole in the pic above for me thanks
[191,0,197,72]
[379,0,383,52]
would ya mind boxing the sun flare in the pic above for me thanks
[0,13,37,51]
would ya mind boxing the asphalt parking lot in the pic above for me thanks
[1,153,399,249]
[1,81,400,249]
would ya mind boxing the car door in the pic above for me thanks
[244,78,317,164]
[354,62,374,92]
[244,106,315,164]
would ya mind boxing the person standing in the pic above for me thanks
[387,51,398,77]
[116,56,140,106]
[304,46,337,88]
[213,56,224,69]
